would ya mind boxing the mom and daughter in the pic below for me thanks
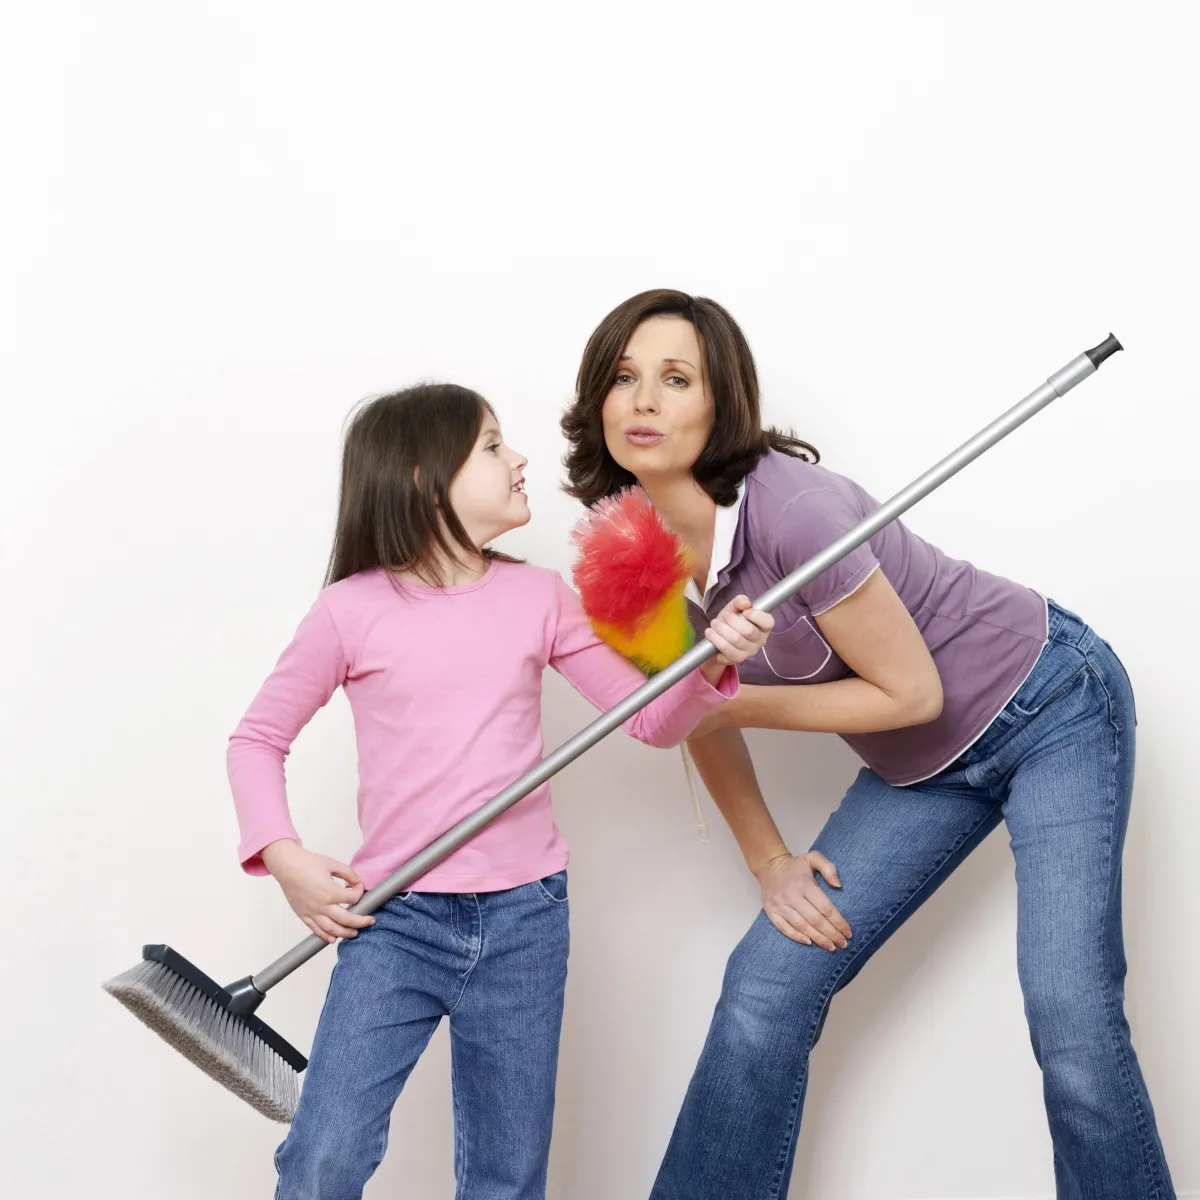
[228,289,1173,1199]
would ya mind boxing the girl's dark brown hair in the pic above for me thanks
[561,288,818,507]
[325,382,513,588]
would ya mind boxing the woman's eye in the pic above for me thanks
[613,372,634,385]
[486,443,500,452]
[667,374,688,387]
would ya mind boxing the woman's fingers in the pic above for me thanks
[808,887,852,942]
[725,597,774,635]
[703,627,741,662]
[742,607,775,635]
[796,896,848,950]
[720,611,759,641]
[765,902,821,945]
[805,851,842,889]
[765,907,813,945]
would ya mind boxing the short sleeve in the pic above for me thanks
[769,487,880,616]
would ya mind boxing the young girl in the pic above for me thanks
[226,382,773,1200]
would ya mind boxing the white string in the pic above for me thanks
[679,743,709,842]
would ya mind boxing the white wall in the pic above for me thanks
[3,3,1197,1197]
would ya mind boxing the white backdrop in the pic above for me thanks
[3,3,1197,1197]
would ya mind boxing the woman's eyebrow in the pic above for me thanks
[618,356,697,369]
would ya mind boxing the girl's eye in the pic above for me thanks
[666,374,688,387]
[613,372,634,385]
[486,443,501,452]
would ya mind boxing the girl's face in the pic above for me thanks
[448,415,530,547]
[601,316,715,484]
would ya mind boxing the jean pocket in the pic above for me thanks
[534,871,569,905]
[1010,664,1091,719]
[1008,639,1091,719]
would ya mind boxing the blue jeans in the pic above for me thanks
[275,872,570,1200]
[651,603,1174,1199]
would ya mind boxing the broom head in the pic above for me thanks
[103,944,305,1123]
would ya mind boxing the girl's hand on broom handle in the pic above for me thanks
[260,839,377,944]
[699,595,775,684]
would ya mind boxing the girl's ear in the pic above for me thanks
[414,466,444,509]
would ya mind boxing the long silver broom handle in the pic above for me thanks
[251,334,1122,993]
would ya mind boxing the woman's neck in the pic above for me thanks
[638,473,718,588]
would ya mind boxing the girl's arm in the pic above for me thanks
[685,727,852,951]
[227,594,373,943]
[226,595,345,872]
[715,570,943,735]
[549,575,762,748]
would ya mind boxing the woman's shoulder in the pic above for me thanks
[746,448,866,511]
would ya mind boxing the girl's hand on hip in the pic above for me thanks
[704,595,774,666]
[261,839,377,943]
[755,851,852,951]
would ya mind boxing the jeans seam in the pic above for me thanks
[763,798,1003,1199]
[451,1034,470,1198]
[447,896,484,1016]
[1092,662,1165,1196]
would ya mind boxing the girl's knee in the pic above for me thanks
[275,1118,386,1199]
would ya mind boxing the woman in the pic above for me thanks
[561,290,1174,1200]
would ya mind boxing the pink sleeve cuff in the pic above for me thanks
[238,826,303,877]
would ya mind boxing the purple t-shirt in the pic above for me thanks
[690,450,1048,785]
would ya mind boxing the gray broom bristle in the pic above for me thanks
[103,959,300,1123]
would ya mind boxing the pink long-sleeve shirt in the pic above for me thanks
[228,560,736,892]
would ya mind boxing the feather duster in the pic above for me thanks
[570,487,695,676]
[570,487,710,840]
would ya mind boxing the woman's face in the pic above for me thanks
[601,316,714,483]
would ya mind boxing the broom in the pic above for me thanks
[103,334,1122,1123]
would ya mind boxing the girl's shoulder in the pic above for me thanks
[319,567,393,604]
[490,557,567,596]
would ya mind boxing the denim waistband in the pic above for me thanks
[1046,598,1096,655]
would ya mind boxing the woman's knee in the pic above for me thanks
[1019,949,1129,1062]
[716,914,838,1045]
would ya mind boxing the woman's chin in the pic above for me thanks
[608,444,693,483]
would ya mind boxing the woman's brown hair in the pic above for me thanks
[561,289,818,507]
[325,382,514,588]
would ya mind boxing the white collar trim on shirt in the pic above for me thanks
[684,479,746,609]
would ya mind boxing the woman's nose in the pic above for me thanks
[633,382,660,415]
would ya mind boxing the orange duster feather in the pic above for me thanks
[570,487,695,676]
